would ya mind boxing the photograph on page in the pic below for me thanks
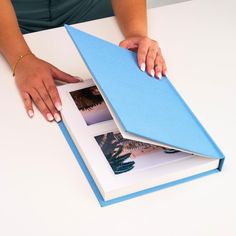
[70,85,113,125]
[95,131,190,175]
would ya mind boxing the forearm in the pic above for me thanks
[0,0,31,69]
[112,0,147,38]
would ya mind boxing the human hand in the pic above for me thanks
[119,36,167,79]
[14,55,81,122]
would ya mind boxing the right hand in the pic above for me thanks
[119,36,167,79]
[14,55,81,122]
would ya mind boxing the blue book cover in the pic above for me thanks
[59,25,225,206]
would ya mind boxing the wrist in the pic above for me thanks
[2,45,32,70]
[125,28,147,38]
[124,29,147,39]
[12,52,35,77]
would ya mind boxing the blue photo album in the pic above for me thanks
[57,25,225,207]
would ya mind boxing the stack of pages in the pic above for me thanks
[57,25,224,206]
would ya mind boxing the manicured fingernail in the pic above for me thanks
[47,113,54,121]
[55,102,62,111]
[158,72,162,79]
[140,63,146,72]
[151,69,155,77]
[74,76,83,82]
[28,110,34,118]
[54,113,61,122]
[164,72,168,77]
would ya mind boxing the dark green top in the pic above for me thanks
[12,0,113,34]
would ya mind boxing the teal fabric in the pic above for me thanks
[12,0,114,34]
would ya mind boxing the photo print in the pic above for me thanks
[70,86,113,125]
[95,131,186,175]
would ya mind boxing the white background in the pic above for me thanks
[148,0,191,8]
[0,0,235,235]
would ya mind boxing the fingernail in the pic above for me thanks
[164,72,168,77]
[28,110,34,118]
[140,63,146,72]
[47,113,54,121]
[55,102,62,111]
[151,69,155,77]
[74,76,83,82]
[158,72,162,79]
[54,113,61,122]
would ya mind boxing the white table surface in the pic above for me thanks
[0,0,236,235]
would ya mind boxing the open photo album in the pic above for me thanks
[58,79,220,202]
[56,25,224,206]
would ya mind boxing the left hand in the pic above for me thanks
[119,36,167,79]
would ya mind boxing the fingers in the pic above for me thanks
[30,89,52,121]
[145,43,162,79]
[119,40,130,48]
[162,57,167,76]
[146,45,158,77]
[21,79,62,122]
[37,84,61,122]
[135,38,167,79]
[153,53,163,79]
[137,40,149,72]
[119,38,138,49]
[15,56,81,122]
[20,68,81,122]
[156,48,167,77]
[51,66,81,83]
[120,37,167,79]
[145,46,167,79]
[43,78,62,112]
[30,87,60,122]
[21,92,34,118]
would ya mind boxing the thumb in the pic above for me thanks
[119,40,131,48]
[51,66,81,83]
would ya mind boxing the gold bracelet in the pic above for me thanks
[12,52,34,77]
